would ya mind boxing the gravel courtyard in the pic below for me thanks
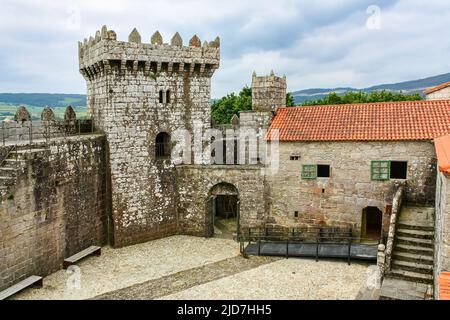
[160,259,369,300]
[13,235,239,300]
[12,235,370,300]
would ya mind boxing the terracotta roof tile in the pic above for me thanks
[266,100,450,142]
[425,81,450,94]
[434,134,450,173]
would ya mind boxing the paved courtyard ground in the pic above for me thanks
[12,235,371,300]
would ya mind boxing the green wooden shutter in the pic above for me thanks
[371,161,390,180]
[302,164,317,179]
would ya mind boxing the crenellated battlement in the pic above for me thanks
[79,25,220,80]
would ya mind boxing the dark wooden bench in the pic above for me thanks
[63,245,101,269]
[0,275,43,300]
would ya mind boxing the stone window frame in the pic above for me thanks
[301,164,317,179]
[157,88,172,104]
[371,160,390,181]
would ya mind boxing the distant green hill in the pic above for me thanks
[2,71,450,117]
[0,93,86,108]
[292,72,450,104]
[0,93,87,121]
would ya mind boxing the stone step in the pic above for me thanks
[2,159,27,169]
[391,260,433,275]
[397,229,434,240]
[3,158,26,165]
[379,278,430,300]
[0,168,18,178]
[379,291,425,300]
[0,167,17,176]
[388,269,434,284]
[12,148,47,154]
[0,167,16,171]
[395,236,434,248]
[397,223,434,232]
[7,148,47,161]
[395,243,434,256]
[0,176,15,183]
[392,251,434,265]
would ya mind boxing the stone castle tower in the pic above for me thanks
[251,71,286,111]
[79,26,220,246]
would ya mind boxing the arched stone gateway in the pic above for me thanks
[205,182,240,238]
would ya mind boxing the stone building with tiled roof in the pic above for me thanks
[2,26,450,300]
[63,27,450,299]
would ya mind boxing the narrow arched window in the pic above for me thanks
[166,90,171,103]
[159,90,164,103]
[155,132,171,159]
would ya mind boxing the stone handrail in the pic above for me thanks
[383,186,404,274]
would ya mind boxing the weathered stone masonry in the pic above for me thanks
[0,135,108,291]
[176,165,266,235]
[267,140,437,236]
[78,27,443,252]
[79,26,220,247]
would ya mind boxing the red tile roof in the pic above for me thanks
[425,81,450,94]
[434,135,450,173]
[266,100,450,141]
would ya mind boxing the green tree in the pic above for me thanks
[286,92,295,107]
[302,90,422,106]
[211,86,298,124]
[211,86,252,124]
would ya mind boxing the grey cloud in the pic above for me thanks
[1,0,450,98]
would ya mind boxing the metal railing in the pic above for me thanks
[239,226,381,265]
[1,119,95,147]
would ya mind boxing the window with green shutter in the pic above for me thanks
[302,165,317,179]
[371,161,390,180]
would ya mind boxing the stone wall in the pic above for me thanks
[435,170,450,299]
[266,140,436,236]
[0,135,108,291]
[80,26,220,247]
[176,165,266,236]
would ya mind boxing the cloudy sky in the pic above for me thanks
[1,0,450,98]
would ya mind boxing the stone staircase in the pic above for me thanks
[0,145,47,200]
[380,206,435,300]
[389,223,434,284]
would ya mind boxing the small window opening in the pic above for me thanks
[317,165,330,178]
[166,90,171,103]
[294,211,299,218]
[290,155,300,161]
[390,161,407,179]
[322,188,325,193]
[159,90,164,103]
